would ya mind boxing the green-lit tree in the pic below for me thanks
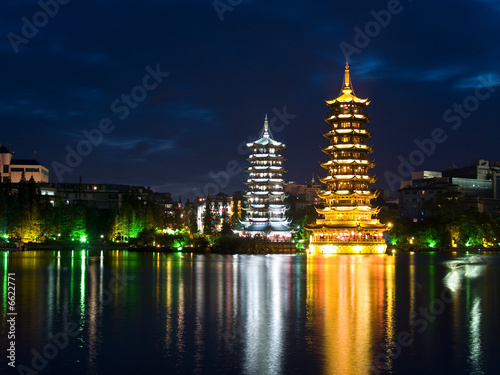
[69,203,87,242]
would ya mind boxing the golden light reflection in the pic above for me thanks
[409,254,416,338]
[164,256,172,351]
[306,254,395,374]
[383,255,396,371]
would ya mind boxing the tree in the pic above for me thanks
[69,203,87,241]
[0,182,7,237]
[203,195,214,235]
[184,199,198,234]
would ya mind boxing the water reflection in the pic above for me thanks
[444,255,488,293]
[2,251,499,375]
[443,254,489,375]
[306,255,395,374]
[242,256,285,375]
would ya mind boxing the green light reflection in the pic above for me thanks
[2,252,8,322]
[80,250,86,322]
[70,251,74,311]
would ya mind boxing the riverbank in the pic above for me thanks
[3,241,499,254]
[387,246,500,254]
[0,240,302,254]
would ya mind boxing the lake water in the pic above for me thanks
[1,250,500,375]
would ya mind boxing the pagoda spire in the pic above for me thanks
[341,57,353,95]
[262,113,273,139]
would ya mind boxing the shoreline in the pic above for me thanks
[2,242,500,255]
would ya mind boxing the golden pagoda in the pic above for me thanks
[307,62,386,254]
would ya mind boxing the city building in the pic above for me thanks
[41,182,150,210]
[234,115,293,240]
[285,177,321,205]
[0,145,49,183]
[399,165,500,220]
[306,62,386,254]
[195,192,232,233]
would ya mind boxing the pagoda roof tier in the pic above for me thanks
[246,178,284,183]
[316,206,378,213]
[306,222,386,230]
[247,139,284,148]
[326,95,369,105]
[247,154,285,160]
[320,159,374,168]
[246,167,284,173]
[324,62,370,107]
[243,192,267,198]
[249,217,270,222]
[319,175,375,183]
[249,204,266,208]
[235,222,294,233]
[318,190,377,199]
[325,113,368,121]
[247,171,285,176]
[245,178,285,183]
[246,162,285,168]
[321,144,372,153]
[246,115,286,148]
[325,62,369,105]
[323,129,370,138]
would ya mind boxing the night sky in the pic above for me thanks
[1,0,499,199]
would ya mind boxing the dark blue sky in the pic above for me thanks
[1,0,499,199]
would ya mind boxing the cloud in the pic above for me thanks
[160,102,215,122]
[102,136,177,155]
[455,73,500,89]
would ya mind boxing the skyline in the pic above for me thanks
[1,0,499,199]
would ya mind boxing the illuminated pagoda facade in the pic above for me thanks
[307,62,386,254]
[234,115,293,240]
